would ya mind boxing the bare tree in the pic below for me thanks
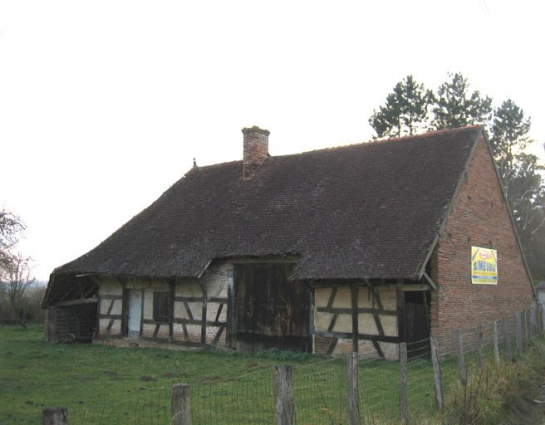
[0,253,35,321]
[0,209,25,272]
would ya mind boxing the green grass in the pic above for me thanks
[4,324,514,425]
[0,325,352,424]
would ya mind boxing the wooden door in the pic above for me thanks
[401,291,430,358]
[233,263,311,352]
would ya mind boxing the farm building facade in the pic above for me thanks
[42,126,534,359]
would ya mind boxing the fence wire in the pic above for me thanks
[3,308,542,424]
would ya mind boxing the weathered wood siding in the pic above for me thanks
[313,285,399,359]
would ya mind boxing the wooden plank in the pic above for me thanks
[327,287,338,308]
[99,314,122,320]
[172,384,192,425]
[493,321,500,368]
[100,294,123,301]
[153,324,161,338]
[350,285,359,353]
[212,327,224,346]
[174,296,205,303]
[346,352,361,425]
[274,366,296,425]
[430,336,443,411]
[171,318,227,328]
[399,342,408,424]
[326,338,338,355]
[121,282,128,336]
[314,331,399,343]
[316,306,397,316]
[456,330,466,386]
[52,298,98,307]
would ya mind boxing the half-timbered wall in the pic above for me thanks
[313,285,399,360]
[98,278,124,336]
[171,262,229,347]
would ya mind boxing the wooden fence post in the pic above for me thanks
[399,343,409,424]
[538,303,545,335]
[493,321,500,368]
[42,408,68,425]
[516,312,523,355]
[477,325,484,370]
[456,330,466,386]
[523,310,529,345]
[531,305,537,340]
[504,317,512,362]
[274,365,296,425]
[346,352,361,425]
[172,384,192,425]
[430,336,443,411]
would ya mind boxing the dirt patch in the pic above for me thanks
[201,375,221,382]
[139,375,157,382]
[101,371,122,381]
[246,362,260,369]
[502,383,545,424]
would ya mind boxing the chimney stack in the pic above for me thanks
[242,126,269,180]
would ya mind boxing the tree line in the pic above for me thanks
[369,73,545,280]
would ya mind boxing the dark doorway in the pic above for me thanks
[231,263,311,352]
[400,291,430,358]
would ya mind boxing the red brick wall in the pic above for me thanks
[430,134,533,343]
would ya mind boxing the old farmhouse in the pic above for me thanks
[42,125,535,359]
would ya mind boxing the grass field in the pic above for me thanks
[0,324,442,425]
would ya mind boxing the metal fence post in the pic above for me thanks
[274,365,296,425]
[346,352,361,425]
[172,384,192,425]
[42,408,68,425]
[430,336,443,411]
[399,343,409,424]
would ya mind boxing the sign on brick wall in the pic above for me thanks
[471,247,498,285]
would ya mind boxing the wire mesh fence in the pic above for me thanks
[5,306,543,425]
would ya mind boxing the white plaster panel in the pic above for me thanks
[380,315,398,336]
[315,287,331,308]
[110,299,122,315]
[332,286,351,308]
[357,288,373,308]
[175,280,203,297]
[379,287,397,310]
[100,279,122,296]
[315,311,333,332]
[358,313,378,335]
[332,313,352,333]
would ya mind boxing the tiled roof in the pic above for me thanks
[55,126,482,280]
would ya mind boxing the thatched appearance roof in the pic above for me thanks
[54,126,482,281]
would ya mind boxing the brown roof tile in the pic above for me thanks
[55,126,482,280]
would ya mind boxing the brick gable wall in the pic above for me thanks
[430,134,533,343]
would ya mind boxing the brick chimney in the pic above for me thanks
[242,126,269,180]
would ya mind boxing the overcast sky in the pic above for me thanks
[1,0,544,281]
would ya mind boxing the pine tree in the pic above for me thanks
[432,73,492,130]
[369,75,433,138]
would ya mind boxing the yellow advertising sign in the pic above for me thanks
[471,247,498,285]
